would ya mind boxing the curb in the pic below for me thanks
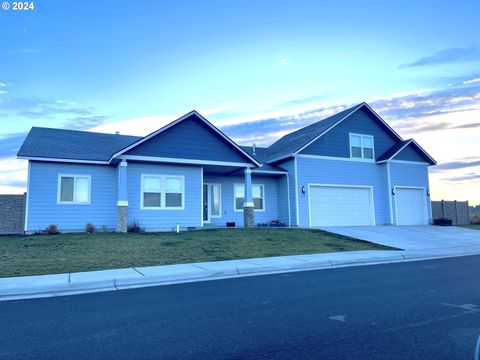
[1,251,480,301]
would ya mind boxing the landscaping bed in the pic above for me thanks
[0,228,396,277]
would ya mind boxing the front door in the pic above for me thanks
[203,184,209,223]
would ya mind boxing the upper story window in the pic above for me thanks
[350,134,374,160]
[234,184,265,211]
[58,175,91,204]
[141,175,184,210]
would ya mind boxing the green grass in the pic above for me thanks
[0,228,395,278]
[460,224,480,230]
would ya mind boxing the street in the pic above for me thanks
[1,255,480,359]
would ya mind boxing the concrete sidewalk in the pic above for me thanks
[2,244,480,301]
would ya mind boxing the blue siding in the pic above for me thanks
[276,175,290,226]
[276,158,297,226]
[296,157,391,226]
[202,175,278,227]
[394,143,429,162]
[300,108,398,160]
[390,162,431,223]
[127,162,202,230]
[126,115,251,163]
[27,161,117,231]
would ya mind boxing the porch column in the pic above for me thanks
[116,160,128,232]
[243,168,254,227]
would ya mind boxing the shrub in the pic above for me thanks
[127,220,144,233]
[86,222,95,234]
[45,224,59,235]
[471,213,480,224]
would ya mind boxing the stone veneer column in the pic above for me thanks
[116,160,128,232]
[243,168,254,227]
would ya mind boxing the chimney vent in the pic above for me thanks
[115,131,120,135]
[252,143,256,156]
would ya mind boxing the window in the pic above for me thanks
[350,134,374,160]
[141,175,184,209]
[58,175,91,204]
[210,184,221,217]
[234,184,265,211]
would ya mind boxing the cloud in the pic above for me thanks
[62,116,108,130]
[432,160,480,171]
[277,55,290,66]
[0,132,27,159]
[399,47,480,68]
[451,122,480,129]
[0,158,27,192]
[444,173,480,182]
[0,97,95,119]
[463,77,480,85]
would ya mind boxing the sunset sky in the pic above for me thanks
[0,0,479,204]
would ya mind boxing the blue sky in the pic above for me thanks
[0,0,479,203]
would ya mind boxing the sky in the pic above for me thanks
[0,0,479,204]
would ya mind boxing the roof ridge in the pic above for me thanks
[30,126,141,138]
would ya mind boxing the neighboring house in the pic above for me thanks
[17,102,436,233]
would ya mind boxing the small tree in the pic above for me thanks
[45,224,59,235]
[86,223,96,234]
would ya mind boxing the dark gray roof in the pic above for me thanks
[240,146,287,172]
[265,103,364,162]
[377,140,411,162]
[17,127,141,162]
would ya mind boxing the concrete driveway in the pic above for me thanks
[320,226,480,250]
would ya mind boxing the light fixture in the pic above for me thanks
[427,189,430,197]
[301,186,305,194]
[391,188,396,196]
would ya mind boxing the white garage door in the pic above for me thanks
[395,188,427,225]
[309,185,374,227]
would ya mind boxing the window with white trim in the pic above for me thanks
[234,184,264,211]
[350,134,374,159]
[58,175,91,204]
[141,175,184,209]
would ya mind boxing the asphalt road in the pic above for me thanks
[1,255,480,360]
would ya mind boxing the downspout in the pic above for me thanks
[294,156,300,226]
[286,173,291,227]
[386,160,394,225]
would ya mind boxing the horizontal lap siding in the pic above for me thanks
[394,144,428,162]
[125,116,249,163]
[203,175,278,227]
[296,157,390,226]
[300,108,398,159]
[27,162,117,231]
[127,163,202,230]
[390,162,431,222]
[276,175,290,226]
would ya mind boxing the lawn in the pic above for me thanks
[0,228,395,277]
[460,224,480,230]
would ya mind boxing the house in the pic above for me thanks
[17,102,436,233]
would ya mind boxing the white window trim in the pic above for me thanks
[140,174,185,210]
[204,183,222,219]
[349,133,375,161]
[233,183,266,212]
[57,174,91,205]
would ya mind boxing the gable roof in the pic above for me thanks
[240,146,288,173]
[17,127,140,163]
[111,110,261,166]
[265,102,404,163]
[377,139,437,165]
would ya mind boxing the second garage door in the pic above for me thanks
[395,187,427,225]
[309,185,375,227]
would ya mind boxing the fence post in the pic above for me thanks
[454,200,458,225]
[466,201,470,224]
[441,200,445,218]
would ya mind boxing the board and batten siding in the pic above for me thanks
[276,158,297,226]
[394,143,429,162]
[127,162,202,230]
[27,161,117,232]
[296,157,391,227]
[389,162,432,223]
[300,107,398,160]
[202,174,278,227]
[125,115,250,163]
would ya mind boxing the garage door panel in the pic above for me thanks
[395,188,427,225]
[310,186,374,226]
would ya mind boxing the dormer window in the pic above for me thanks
[350,134,374,160]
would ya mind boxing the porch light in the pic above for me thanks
[391,188,395,196]
[301,186,305,194]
